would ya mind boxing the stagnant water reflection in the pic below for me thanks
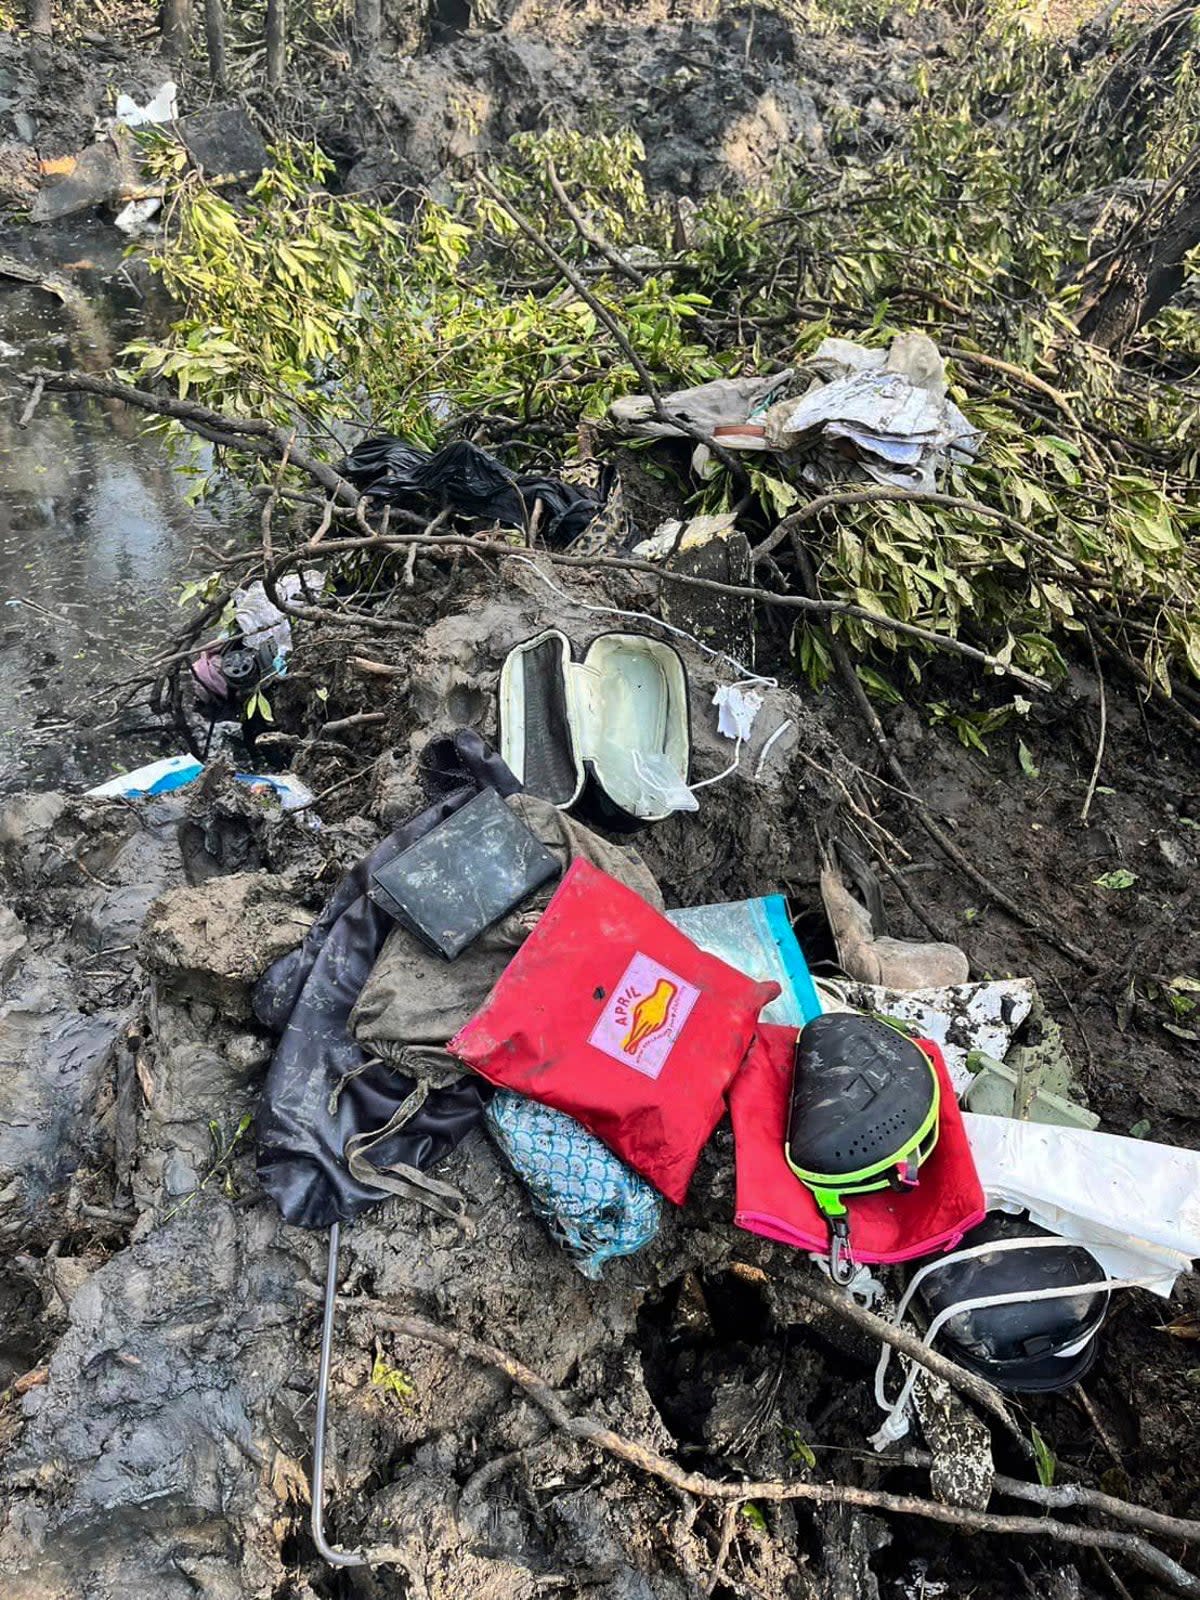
[1,223,223,792]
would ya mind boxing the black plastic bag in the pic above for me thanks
[253,730,521,1228]
[341,435,605,547]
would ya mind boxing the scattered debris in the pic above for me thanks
[174,104,269,177]
[28,100,267,225]
[86,754,316,812]
[731,1023,983,1267]
[667,893,822,1027]
[29,128,137,222]
[343,434,611,545]
[109,81,178,131]
[450,858,778,1205]
[872,1213,1116,1450]
[499,629,695,823]
[112,195,161,235]
[964,1051,1100,1129]
[736,333,980,491]
[962,1112,1200,1293]
[611,335,980,490]
[818,976,1035,1094]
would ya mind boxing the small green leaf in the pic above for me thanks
[749,469,799,519]
[785,1429,817,1470]
[741,1502,768,1533]
[1017,740,1040,779]
[1031,1425,1056,1487]
[858,666,902,706]
[1094,869,1137,891]
[1129,1119,1152,1139]
[371,1355,416,1402]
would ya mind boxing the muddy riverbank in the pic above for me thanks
[3,6,1200,1599]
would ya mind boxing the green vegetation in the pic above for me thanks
[124,7,1200,704]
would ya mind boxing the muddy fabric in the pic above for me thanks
[485,1090,662,1279]
[341,435,607,546]
[253,730,521,1229]
[352,793,664,1056]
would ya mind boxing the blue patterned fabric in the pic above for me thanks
[485,1091,662,1278]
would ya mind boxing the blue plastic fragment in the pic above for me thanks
[667,893,822,1027]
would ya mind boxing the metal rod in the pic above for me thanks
[311,1221,368,1567]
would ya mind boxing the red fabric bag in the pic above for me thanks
[450,859,780,1204]
[729,1023,985,1262]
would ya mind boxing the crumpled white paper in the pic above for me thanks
[712,682,764,742]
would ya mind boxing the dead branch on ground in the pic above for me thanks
[338,1299,1200,1597]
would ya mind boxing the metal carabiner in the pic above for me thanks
[828,1215,856,1285]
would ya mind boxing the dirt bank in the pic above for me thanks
[1,555,1197,1600]
[1,0,947,209]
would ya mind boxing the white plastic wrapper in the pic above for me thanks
[962,1113,1200,1295]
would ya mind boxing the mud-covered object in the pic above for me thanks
[352,794,664,1055]
[367,786,560,959]
[341,435,608,546]
[253,730,520,1229]
[485,1091,662,1278]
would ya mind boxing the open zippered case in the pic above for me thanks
[499,629,692,830]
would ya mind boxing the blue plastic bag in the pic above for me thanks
[485,1091,661,1279]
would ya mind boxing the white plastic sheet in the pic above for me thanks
[815,977,1035,1095]
[111,81,178,128]
[232,570,323,667]
[962,1113,1200,1295]
[712,683,764,742]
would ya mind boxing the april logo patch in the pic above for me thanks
[588,952,700,1080]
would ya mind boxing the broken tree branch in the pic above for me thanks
[265,0,286,89]
[25,368,363,508]
[475,172,747,481]
[1080,625,1108,825]
[901,1450,1200,1546]
[17,375,44,429]
[780,1271,1030,1455]
[317,710,386,736]
[263,531,1046,689]
[788,530,1106,971]
[544,159,646,288]
[751,482,1100,572]
[343,1302,1200,1597]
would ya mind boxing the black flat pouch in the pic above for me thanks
[368,788,559,959]
[253,729,522,1229]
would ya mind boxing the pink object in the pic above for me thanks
[190,648,228,702]
[729,1024,985,1263]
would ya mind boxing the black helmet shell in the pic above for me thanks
[787,1013,938,1181]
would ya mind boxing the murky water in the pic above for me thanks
[1,224,219,792]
